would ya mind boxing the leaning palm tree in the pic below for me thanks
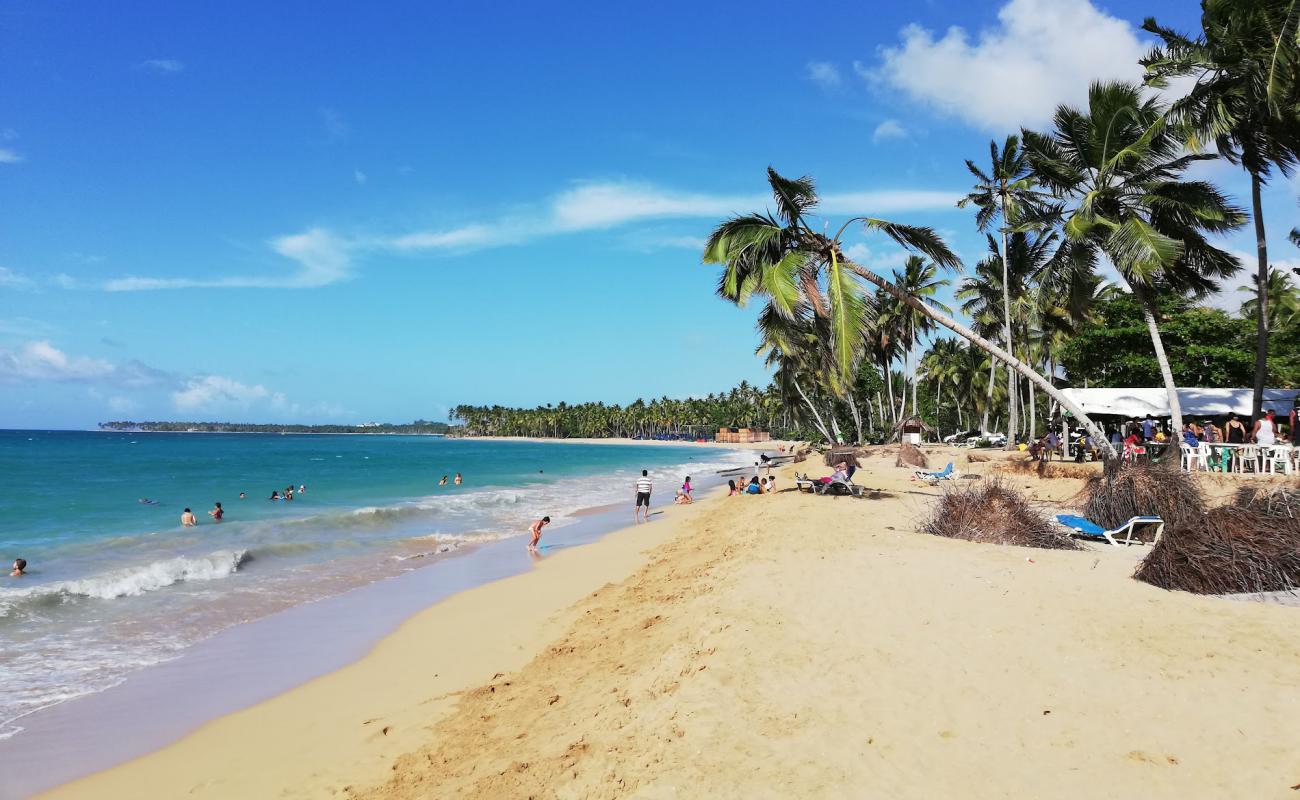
[1023,81,1246,433]
[704,166,1118,457]
[958,135,1050,447]
[1143,3,1300,418]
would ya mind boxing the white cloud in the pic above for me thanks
[171,375,271,411]
[0,340,116,382]
[874,0,1149,130]
[107,395,138,413]
[354,169,367,185]
[0,267,33,288]
[103,227,353,291]
[138,59,185,73]
[806,61,842,89]
[872,119,908,143]
[0,147,22,164]
[95,180,963,289]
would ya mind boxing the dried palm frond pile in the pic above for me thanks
[1234,485,1300,519]
[1081,460,1204,530]
[923,479,1080,550]
[1134,507,1300,594]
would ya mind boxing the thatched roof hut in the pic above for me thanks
[892,415,936,443]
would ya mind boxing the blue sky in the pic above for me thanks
[2,0,1296,428]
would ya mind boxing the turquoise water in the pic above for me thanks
[0,431,743,739]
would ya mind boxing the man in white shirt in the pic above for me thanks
[634,469,653,522]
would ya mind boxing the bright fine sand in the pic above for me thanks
[43,447,1300,799]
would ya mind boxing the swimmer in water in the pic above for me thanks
[528,516,551,550]
[454,473,463,485]
[239,492,246,500]
[438,475,448,486]
[209,502,224,521]
[11,558,26,577]
[181,508,197,527]
[299,484,306,494]
[270,491,280,501]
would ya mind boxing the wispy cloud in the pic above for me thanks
[805,61,842,90]
[872,119,908,143]
[320,107,349,141]
[137,59,185,74]
[871,0,1150,130]
[0,341,118,382]
[0,267,34,288]
[102,228,353,291]
[354,169,367,185]
[170,373,344,418]
[0,148,21,164]
[95,180,963,290]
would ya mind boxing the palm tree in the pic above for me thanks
[704,166,1119,457]
[1023,81,1246,433]
[958,135,1049,447]
[1240,266,1300,329]
[887,255,951,417]
[1143,3,1300,418]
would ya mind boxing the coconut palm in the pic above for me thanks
[1023,81,1246,433]
[958,135,1052,447]
[886,255,952,417]
[1142,3,1300,418]
[1240,266,1300,329]
[704,166,1118,457]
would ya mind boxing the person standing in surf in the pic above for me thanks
[528,516,550,551]
[634,469,652,522]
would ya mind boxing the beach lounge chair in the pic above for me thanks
[914,462,955,484]
[816,479,865,498]
[1054,514,1165,547]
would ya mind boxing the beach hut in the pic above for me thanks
[893,415,936,445]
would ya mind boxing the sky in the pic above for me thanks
[2,0,1297,429]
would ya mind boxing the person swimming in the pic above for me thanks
[208,502,223,521]
[138,498,160,505]
[270,491,280,501]
[438,475,448,486]
[11,558,26,577]
[180,508,197,527]
[454,473,463,485]
[238,492,246,499]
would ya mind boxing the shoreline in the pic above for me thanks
[38,446,1300,798]
[36,480,736,799]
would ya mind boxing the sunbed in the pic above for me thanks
[1054,514,1165,547]
[914,462,955,484]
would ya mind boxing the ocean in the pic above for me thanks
[0,430,745,742]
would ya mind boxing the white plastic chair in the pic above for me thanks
[1264,445,1294,475]
[1180,444,1205,472]
[1235,445,1262,474]
[1197,443,1218,472]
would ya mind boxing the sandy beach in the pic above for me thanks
[42,447,1300,799]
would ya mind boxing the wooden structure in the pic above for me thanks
[716,427,771,444]
[892,415,936,445]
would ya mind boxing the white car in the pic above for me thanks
[965,432,1007,448]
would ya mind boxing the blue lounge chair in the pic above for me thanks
[914,462,955,483]
[1055,514,1165,547]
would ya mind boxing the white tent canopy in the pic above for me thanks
[1060,387,1299,419]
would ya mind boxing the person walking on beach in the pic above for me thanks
[208,502,224,521]
[527,516,550,550]
[681,475,693,501]
[635,470,653,522]
[180,508,197,527]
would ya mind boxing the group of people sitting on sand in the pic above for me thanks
[728,476,775,495]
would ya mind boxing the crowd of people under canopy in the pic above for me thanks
[1026,399,1299,466]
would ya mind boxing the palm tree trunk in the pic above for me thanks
[1000,226,1018,450]
[1250,171,1269,420]
[844,258,1117,459]
[884,364,897,427]
[935,376,942,437]
[910,321,919,416]
[847,393,864,444]
[1027,374,1036,441]
[792,377,834,443]
[1138,292,1184,433]
[982,357,995,433]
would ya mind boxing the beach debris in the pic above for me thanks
[921,479,1081,550]
[1235,485,1300,519]
[1134,507,1300,595]
[895,443,928,469]
[1080,460,1204,530]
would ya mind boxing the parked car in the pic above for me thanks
[965,432,1008,448]
[943,429,982,444]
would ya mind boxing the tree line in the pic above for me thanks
[702,2,1300,458]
